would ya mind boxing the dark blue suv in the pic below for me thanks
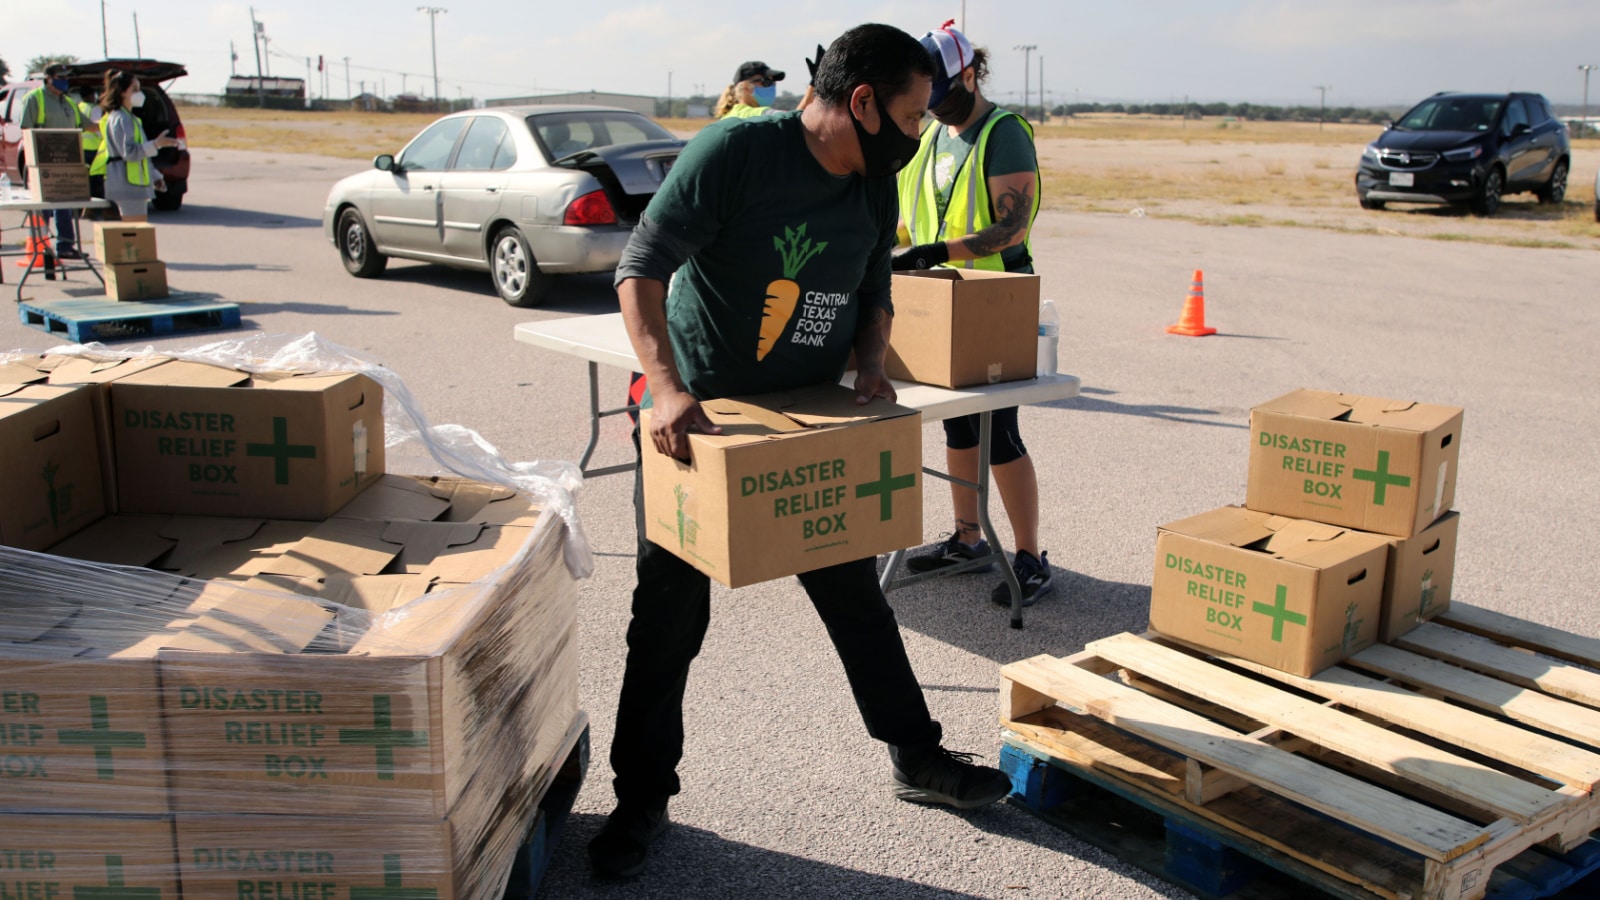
[1355,91,1570,216]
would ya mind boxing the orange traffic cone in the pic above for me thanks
[1166,269,1217,336]
[15,213,52,268]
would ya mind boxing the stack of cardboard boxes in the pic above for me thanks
[95,222,169,301]
[1149,389,1464,676]
[640,269,1044,587]
[21,129,91,204]
[0,352,581,900]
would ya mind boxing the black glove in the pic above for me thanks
[891,242,950,271]
[805,44,826,82]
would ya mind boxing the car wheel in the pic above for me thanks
[152,178,185,211]
[490,225,550,307]
[338,208,387,278]
[1534,160,1567,204]
[1470,167,1503,217]
[1359,196,1386,211]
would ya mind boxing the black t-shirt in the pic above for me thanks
[622,112,898,401]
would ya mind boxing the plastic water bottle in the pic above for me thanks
[1036,299,1060,377]
[0,172,11,202]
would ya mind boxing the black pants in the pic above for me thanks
[609,435,941,805]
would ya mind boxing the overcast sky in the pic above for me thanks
[9,1,1600,109]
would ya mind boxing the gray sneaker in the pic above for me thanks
[907,532,994,574]
[890,744,1011,809]
[990,550,1053,607]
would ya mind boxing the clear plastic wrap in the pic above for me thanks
[0,336,587,900]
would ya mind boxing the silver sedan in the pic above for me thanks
[323,105,683,306]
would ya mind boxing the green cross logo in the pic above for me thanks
[349,854,438,900]
[1252,585,1309,643]
[1352,450,1411,506]
[339,695,429,780]
[246,416,317,485]
[57,696,147,780]
[72,855,161,900]
[854,450,916,521]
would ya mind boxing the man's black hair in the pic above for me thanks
[812,23,935,106]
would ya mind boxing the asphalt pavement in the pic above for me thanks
[2,149,1597,899]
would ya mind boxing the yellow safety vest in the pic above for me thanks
[896,110,1039,271]
[721,104,767,119]
[28,87,84,128]
[78,101,102,152]
[90,112,151,186]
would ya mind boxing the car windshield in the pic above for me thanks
[1396,97,1501,132]
[527,111,674,161]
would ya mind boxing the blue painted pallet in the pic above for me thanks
[504,719,590,899]
[18,294,242,343]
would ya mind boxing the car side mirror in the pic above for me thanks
[373,153,397,172]
[1382,120,1393,131]
[1510,122,1530,137]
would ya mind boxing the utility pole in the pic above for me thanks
[418,7,447,107]
[667,70,673,118]
[101,1,109,57]
[1039,56,1046,122]
[133,12,142,58]
[304,57,312,108]
[344,57,351,100]
[249,8,265,107]
[1314,84,1332,130]
[1581,65,1597,138]
[1014,44,1037,121]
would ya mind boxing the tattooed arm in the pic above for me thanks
[946,171,1037,262]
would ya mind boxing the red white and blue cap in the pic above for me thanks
[920,20,974,109]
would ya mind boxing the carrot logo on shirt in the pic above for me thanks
[757,223,827,361]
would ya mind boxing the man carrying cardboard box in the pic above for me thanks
[893,23,1053,606]
[594,23,1010,881]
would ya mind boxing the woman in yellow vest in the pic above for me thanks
[713,61,785,119]
[893,23,1052,606]
[92,69,178,223]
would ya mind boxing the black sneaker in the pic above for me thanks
[891,744,1011,809]
[990,550,1053,607]
[588,802,669,879]
[907,533,994,574]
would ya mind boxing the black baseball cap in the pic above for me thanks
[45,63,72,78]
[733,61,785,84]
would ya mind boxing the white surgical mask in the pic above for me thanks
[130,91,146,108]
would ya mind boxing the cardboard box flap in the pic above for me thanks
[431,480,540,525]
[1267,518,1350,545]
[333,474,452,522]
[0,382,35,399]
[156,517,273,572]
[259,519,400,580]
[380,521,488,573]
[115,359,251,388]
[250,371,368,394]
[703,397,808,434]
[1261,388,1460,432]
[45,515,177,567]
[0,356,49,386]
[41,355,171,384]
[0,594,83,643]
[1159,506,1285,548]
[422,524,532,583]
[189,521,323,579]
[318,573,439,615]
[184,590,335,654]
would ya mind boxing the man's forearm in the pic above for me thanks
[618,277,687,395]
[853,305,894,369]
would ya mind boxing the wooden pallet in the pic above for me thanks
[18,294,242,342]
[1000,606,1600,900]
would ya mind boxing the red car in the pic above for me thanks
[1,59,192,210]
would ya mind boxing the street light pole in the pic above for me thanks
[1314,84,1332,130]
[418,6,447,107]
[1014,44,1037,121]
[1581,65,1597,138]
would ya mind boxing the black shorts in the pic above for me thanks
[941,407,1027,465]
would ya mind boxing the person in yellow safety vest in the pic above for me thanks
[19,63,92,257]
[77,98,106,203]
[91,69,178,223]
[893,21,1054,608]
[714,61,784,119]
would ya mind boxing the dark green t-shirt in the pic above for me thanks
[638,112,898,401]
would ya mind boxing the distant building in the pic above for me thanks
[487,90,654,116]
[225,76,305,99]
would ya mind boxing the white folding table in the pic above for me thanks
[1,197,113,301]
[514,313,1081,627]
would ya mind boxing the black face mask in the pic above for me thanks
[932,81,976,126]
[850,90,920,178]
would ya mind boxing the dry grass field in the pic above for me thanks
[181,106,1600,249]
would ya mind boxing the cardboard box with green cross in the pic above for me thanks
[108,361,385,520]
[1246,389,1463,538]
[0,813,179,898]
[641,383,922,588]
[1151,505,1391,677]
